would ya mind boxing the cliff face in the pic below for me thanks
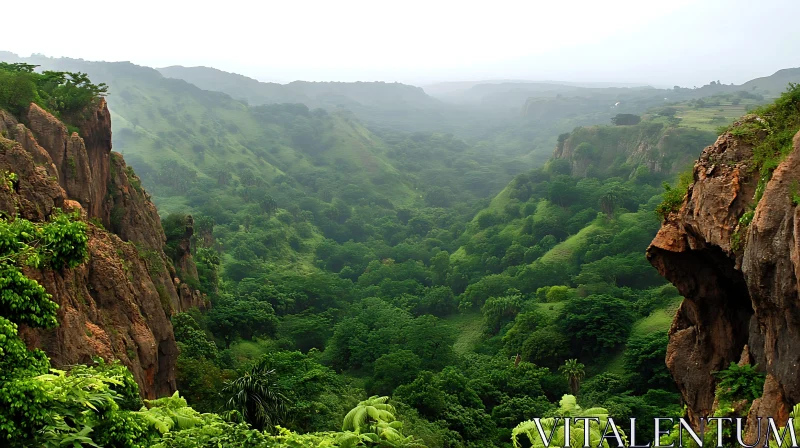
[647,117,800,436]
[554,123,715,178]
[0,101,206,398]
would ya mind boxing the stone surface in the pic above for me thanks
[0,101,206,398]
[647,118,800,435]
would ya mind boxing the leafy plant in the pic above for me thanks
[0,62,107,118]
[713,362,765,403]
[221,366,287,432]
[511,395,621,448]
[655,168,694,219]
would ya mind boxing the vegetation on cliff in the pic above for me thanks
[0,62,107,118]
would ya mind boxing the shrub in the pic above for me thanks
[655,168,694,219]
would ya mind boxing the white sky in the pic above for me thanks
[3,0,799,87]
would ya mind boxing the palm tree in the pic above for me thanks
[559,359,585,396]
[512,394,614,448]
[221,367,287,432]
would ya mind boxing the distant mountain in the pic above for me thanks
[424,80,650,104]
[740,67,800,96]
[158,65,307,104]
[0,53,420,215]
[157,65,455,134]
[672,67,800,99]
[158,65,439,109]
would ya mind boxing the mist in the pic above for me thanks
[3,0,798,87]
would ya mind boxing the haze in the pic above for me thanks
[4,0,799,87]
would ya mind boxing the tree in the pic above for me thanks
[429,251,450,286]
[251,351,344,433]
[221,366,287,432]
[558,359,585,396]
[372,351,422,395]
[520,327,570,369]
[658,107,677,117]
[207,299,278,348]
[611,114,641,126]
[573,142,598,161]
[623,331,675,393]
[561,295,635,357]
[547,158,572,175]
[481,294,522,335]
[600,191,618,219]
[259,195,278,215]
[172,313,218,360]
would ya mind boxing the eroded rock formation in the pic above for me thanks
[0,101,206,398]
[647,117,800,437]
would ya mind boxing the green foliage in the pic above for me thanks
[511,395,619,448]
[173,313,218,360]
[0,213,88,357]
[0,62,107,117]
[207,298,278,348]
[561,295,636,358]
[713,362,766,403]
[655,168,694,219]
[481,293,523,335]
[724,84,800,208]
[221,366,287,432]
[324,298,455,372]
[611,114,641,126]
[623,331,674,393]
[251,351,346,433]
[372,350,422,395]
[2,54,764,447]
[162,213,191,262]
[558,360,585,396]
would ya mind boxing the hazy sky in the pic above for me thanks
[4,0,799,87]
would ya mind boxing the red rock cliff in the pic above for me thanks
[0,101,206,398]
[647,116,800,437]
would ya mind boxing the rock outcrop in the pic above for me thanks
[0,101,206,398]
[553,124,715,178]
[647,116,800,437]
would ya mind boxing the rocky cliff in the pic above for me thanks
[647,113,800,438]
[554,122,715,178]
[0,100,206,398]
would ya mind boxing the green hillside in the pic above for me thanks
[159,65,307,104]
[3,52,797,448]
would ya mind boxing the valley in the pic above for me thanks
[0,48,799,447]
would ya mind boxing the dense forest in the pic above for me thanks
[1,52,800,447]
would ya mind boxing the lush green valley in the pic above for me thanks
[2,50,800,447]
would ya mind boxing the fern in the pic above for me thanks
[512,394,622,448]
[137,391,203,434]
[713,363,765,402]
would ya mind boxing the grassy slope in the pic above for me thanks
[644,99,759,132]
[601,296,682,375]
[444,310,485,355]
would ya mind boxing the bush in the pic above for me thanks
[655,168,694,219]
[713,362,765,403]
